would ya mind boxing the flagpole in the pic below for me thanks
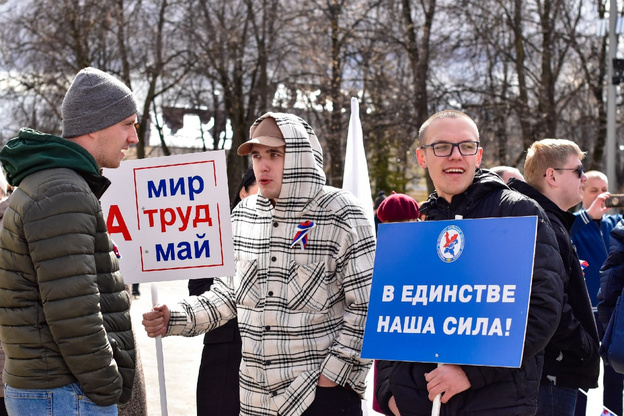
[576,388,618,415]
[342,97,375,229]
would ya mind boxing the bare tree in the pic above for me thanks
[0,0,616,194]
[280,0,374,187]
[0,0,118,136]
[352,0,438,194]
[445,0,596,169]
[127,0,194,158]
[0,0,193,161]
[564,0,610,172]
[183,0,282,199]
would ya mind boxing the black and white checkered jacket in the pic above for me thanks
[167,113,376,416]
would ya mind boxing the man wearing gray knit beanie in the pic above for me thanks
[59,66,139,169]
[0,67,138,415]
[62,67,138,140]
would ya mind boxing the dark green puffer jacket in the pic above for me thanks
[0,128,135,406]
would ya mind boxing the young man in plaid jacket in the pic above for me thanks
[143,113,376,416]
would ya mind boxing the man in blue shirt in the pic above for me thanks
[570,170,623,416]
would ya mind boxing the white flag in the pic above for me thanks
[342,97,375,229]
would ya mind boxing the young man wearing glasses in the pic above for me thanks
[509,139,599,416]
[375,110,564,416]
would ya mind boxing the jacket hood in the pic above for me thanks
[420,169,508,216]
[250,113,326,214]
[0,128,100,187]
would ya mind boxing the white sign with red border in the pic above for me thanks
[100,151,234,283]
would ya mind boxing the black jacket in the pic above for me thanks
[510,179,599,390]
[376,170,564,416]
[187,278,241,416]
[597,221,624,326]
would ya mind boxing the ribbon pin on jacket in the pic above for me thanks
[291,220,316,250]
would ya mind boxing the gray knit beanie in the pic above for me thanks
[61,67,138,138]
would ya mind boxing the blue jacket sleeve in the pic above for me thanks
[598,221,624,326]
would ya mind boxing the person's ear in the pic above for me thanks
[416,148,427,169]
[544,168,557,186]
[475,147,483,167]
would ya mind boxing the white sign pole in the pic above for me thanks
[432,394,442,416]
[431,363,442,416]
[151,283,168,416]
[432,219,463,416]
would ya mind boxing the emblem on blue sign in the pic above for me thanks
[437,225,464,263]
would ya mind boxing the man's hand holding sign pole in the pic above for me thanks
[101,151,235,413]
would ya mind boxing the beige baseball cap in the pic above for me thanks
[237,117,285,156]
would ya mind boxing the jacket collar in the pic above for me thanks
[420,169,508,218]
[509,178,576,231]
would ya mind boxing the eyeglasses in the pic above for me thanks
[544,165,584,179]
[420,141,480,157]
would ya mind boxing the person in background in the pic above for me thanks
[376,109,563,416]
[597,219,624,416]
[187,166,256,416]
[598,219,624,338]
[0,67,137,415]
[116,318,147,416]
[143,113,375,416]
[372,191,420,415]
[597,220,624,356]
[570,170,624,416]
[230,166,259,209]
[489,165,525,183]
[376,192,419,224]
[373,190,387,234]
[510,139,599,415]
[132,283,141,298]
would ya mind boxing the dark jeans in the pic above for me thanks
[576,314,624,416]
[302,386,362,416]
[537,383,577,416]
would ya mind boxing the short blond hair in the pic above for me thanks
[418,110,479,146]
[524,139,585,192]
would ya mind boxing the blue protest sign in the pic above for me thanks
[361,216,537,368]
